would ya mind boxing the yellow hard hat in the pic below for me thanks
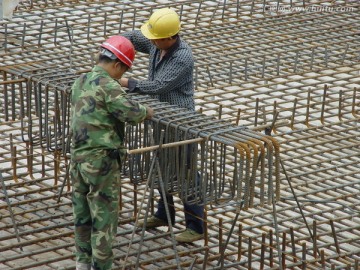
[141,8,181,39]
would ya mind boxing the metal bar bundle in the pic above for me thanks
[125,97,280,208]
[0,0,359,269]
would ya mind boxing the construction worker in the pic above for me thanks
[70,35,153,270]
[120,8,204,243]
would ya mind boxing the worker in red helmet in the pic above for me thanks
[70,35,153,270]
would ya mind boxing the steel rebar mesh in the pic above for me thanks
[0,0,360,269]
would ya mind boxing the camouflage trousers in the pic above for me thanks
[71,155,120,270]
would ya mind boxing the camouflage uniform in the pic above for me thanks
[70,66,147,270]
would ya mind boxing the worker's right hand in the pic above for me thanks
[120,78,129,88]
[145,106,154,120]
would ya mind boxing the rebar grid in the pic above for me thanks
[196,64,360,127]
[1,0,360,269]
[2,63,358,154]
[2,2,358,67]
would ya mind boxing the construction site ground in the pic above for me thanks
[0,0,359,269]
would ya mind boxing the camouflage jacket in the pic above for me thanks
[70,66,147,162]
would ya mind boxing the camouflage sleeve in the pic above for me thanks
[103,78,147,125]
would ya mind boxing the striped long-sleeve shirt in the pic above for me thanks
[123,30,195,111]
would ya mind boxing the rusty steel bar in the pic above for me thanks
[0,0,360,269]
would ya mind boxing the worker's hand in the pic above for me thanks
[145,106,154,120]
[120,77,129,88]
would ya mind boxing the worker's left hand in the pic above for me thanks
[145,106,154,120]
[120,78,129,88]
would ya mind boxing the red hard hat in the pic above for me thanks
[100,36,135,68]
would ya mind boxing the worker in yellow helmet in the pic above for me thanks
[140,7,181,39]
[121,7,194,111]
[121,8,204,243]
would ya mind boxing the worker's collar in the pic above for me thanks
[92,65,118,79]
[92,65,108,74]
[160,36,180,58]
